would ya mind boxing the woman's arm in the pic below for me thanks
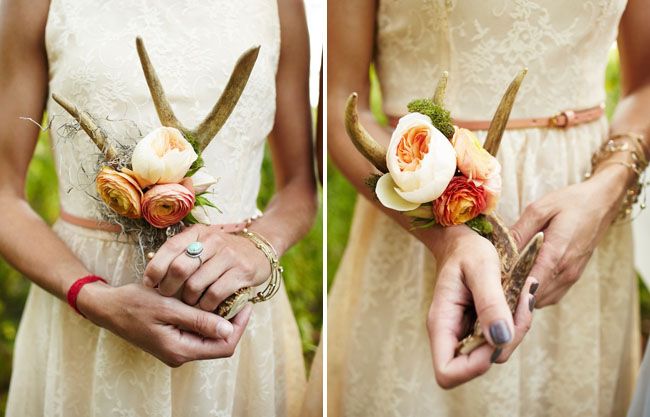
[510,0,650,308]
[143,0,317,313]
[0,0,248,368]
[328,0,534,388]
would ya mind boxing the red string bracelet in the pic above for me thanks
[66,275,107,317]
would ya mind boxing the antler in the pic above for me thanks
[483,68,527,156]
[433,71,448,107]
[344,93,389,173]
[52,94,118,161]
[136,37,260,152]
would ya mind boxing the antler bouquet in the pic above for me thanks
[52,38,260,318]
[345,70,544,355]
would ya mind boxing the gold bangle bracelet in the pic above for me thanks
[239,230,283,304]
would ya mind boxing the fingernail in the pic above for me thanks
[528,295,536,312]
[490,347,502,363]
[489,320,512,345]
[217,321,234,338]
[529,281,539,295]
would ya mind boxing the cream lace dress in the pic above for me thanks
[6,1,306,416]
[327,1,640,416]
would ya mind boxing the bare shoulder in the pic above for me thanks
[0,0,50,52]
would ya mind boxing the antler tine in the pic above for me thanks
[483,68,528,156]
[135,37,184,132]
[344,93,389,173]
[193,45,260,151]
[432,71,449,107]
[52,94,117,161]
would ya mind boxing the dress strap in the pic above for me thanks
[388,103,605,130]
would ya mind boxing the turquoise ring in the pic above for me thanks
[185,241,204,258]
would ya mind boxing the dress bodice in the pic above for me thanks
[375,0,627,118]
[45,0,280,224]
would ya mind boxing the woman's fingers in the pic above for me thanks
[144,227,201,287]
[181,253,232,305]
[164,304,253,366]
[198,269,245,312]
[492,277,538,363]
[510,200,554,251]
[462,249,514,348]
[166,297,235,339]
[428,265,494,389]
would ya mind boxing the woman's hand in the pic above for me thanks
[427,226,537,389]
[77,281,252,367]
[510,164,631,307]
[143,224,270,312]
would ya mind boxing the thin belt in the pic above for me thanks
[388,103,605,130]
[59,210,251,234]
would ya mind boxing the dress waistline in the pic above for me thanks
[388,103,605,130]
[58,210,251,234]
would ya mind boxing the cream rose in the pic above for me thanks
[131,127,198,188]
[376,112,456,210]
[191,168,218,194]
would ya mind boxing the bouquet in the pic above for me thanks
[53,38,261,319]
[344,70,544,354]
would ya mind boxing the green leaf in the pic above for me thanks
[183,211,199,225]
[195,194,222,213]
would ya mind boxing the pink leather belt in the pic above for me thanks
[388,103,605,130]
[59,210,251,234]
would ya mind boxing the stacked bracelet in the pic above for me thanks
[239,230,283,303]
[66,275,108,317]
[586,132,649,219]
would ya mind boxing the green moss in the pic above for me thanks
[406,98,455,139]
[465,214,494,237]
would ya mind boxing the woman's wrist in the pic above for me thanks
[75,280,113,324]
[421,223,475,262]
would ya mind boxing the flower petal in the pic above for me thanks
[375,173,421,211]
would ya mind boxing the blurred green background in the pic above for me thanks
[0,133,322,413]
[327,49,650,336]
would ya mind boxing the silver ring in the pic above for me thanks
[185,242,204,267]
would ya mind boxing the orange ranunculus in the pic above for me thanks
[433,176,487,226]
[141,181,195,228]
[96,166,143,219]
[451,127,500,181]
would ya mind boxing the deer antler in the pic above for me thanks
[136,37,260,152]
[343,70,543,356]
[52,94,118,161]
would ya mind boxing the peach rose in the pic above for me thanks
[433,176,487,226]
[141,180,195,228]
[481,166,502,214]
[376,113,456,211]
[96,166,143,219]
[452,127,500,181]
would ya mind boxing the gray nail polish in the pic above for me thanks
[529,281,539,295]
[529,295,536,312]
[489,320,512,345]
[490,347,502,363]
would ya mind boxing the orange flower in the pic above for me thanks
[396,125,430,172]
[96,166,143,219]
[433,176,487,226]
[452,127,499,181]
[141,181,195,228]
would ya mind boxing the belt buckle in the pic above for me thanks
[550,110,576,128]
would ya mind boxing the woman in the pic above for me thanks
[0,0,316,416]
[325,0,649,416]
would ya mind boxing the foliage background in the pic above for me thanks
[0,134,322,413]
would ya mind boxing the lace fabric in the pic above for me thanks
[6,1,307,416]
[326,1,640,416]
